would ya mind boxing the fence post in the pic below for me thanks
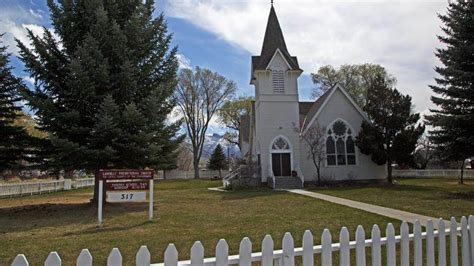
[302,230,314,266]
[190,241,204,266]
[450,217,458,266]
[386,223,396,266]
[107,248,122,266]
[371,225,381,266]
[321,229,332,266]
[12,254,29,266]
[469,215,474,265]
[438,219,447,266]
[282,232,294,266]
[400,221,409,266]
[164,244,178,266]
[239,237,252,266]
[426,219,435,266]
[215,239,229,266]
[45,252,61,266]
[355,225,365,266]
[414,220,422,265]
[339,227,350,266]
[136,245,150,266]
[460,216,470,266]
[262,234,274,266]
[76,249,92,266]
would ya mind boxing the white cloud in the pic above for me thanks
[163,0,448,115]
[0,5,57,55]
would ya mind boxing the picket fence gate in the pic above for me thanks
[11,216,474,266]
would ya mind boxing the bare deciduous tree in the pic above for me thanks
[175,67,236,179]
[414,136,436,169]
[295,123,326,184]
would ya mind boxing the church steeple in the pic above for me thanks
[251,5,300,82]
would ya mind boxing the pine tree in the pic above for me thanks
[17,0,183,201]
[207,144,228,178]
[356,74,424,183]
[0,37,34,173]
[426,0,474,184]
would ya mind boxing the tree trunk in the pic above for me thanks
[316,167,321,185]
[91,170,106,204]
[163,170,167,180]
[387,161,393,184]
[219,169,222,179]
[193,159,200,179]
[460,160,465,184]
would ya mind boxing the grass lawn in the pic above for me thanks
[0,180,398,265]
[310,178,474,220]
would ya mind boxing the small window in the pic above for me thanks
[272,70,284,93]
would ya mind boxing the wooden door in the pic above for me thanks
[272,153,291,176]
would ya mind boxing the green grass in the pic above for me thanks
[0,180,398,265]
[309,178,474,220]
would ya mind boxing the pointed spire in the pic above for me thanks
[260,5,289,58]
[251,5,300,76]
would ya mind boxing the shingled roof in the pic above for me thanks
[251,6,301,82]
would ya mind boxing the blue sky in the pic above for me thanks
[1,0,449,133]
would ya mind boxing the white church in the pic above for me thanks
[239,5,386,189]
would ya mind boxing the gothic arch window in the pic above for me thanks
[271,136,290,150]
[326,120,356,166]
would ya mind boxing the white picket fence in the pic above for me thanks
[10,216,474,266]
[393,169,474,179]
[0,178,94,198]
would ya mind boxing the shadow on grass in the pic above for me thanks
[0,202,149,234]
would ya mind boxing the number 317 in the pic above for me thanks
[121,193,134,200]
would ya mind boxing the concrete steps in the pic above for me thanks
[273,176,303,189]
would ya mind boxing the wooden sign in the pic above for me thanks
[106,181,149,191]
[99,169,154,180]
[97,169,155,227]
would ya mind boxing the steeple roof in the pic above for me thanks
[251,6,300,75]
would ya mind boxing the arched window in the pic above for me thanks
[326,120,356,166]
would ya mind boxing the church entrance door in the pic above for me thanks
[271,153,291,176]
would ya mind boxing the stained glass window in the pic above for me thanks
[326,120,356,166]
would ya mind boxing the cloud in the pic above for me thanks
[0,4,56,55]
[163,0,448,115]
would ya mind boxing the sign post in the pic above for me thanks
[149,179,154,220]
[98,180,103,227]
[97,169,154,227]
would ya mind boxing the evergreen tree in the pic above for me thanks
[356,74,424,183]
[0,37,35,173]
[426,0,474,184]
[207,144,228,178]
[17,0,182,201]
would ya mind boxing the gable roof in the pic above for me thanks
[301,84,369,133]
[251,6,301,82]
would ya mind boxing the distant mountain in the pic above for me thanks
[201,133,240,159]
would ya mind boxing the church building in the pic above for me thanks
[239,5,386,188]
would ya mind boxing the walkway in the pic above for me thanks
[288,189,448,228]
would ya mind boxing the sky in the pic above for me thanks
[0,0,449,133]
